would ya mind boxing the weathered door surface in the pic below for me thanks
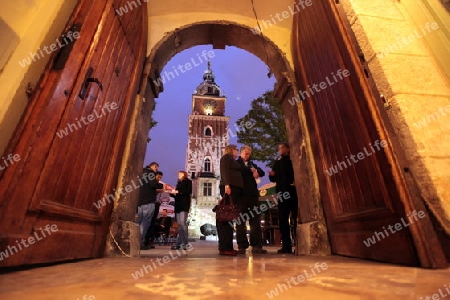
[0,0,147,267]
[292,0,446,267]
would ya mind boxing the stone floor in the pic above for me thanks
[0,240,449,300]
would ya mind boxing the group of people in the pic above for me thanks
[217,143,298,256]
[137,142,298,256]
[136,162,192,250]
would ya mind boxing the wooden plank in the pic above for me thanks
[75,16,126,210]
[0,0,108,227]
[87,24,135,211]
[100,10,147,226]
[0,0,148,267]
[61,8,122,209]
[34,4,119,208]
[291,0,423,265]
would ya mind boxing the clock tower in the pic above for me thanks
[186,61,229,237]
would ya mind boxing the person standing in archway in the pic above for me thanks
[218,144,243,256]
[171,171,192,250]
[269,143,298,254]
[236,145,267,254]
[137,162,164,250]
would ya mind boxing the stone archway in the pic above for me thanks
[147,21,292,86]
[106,21,330,258]
[106,2,447,268]
[0,0,447,268]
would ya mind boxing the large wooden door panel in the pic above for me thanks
[292,1,446,266]
[0,0,147,267]
[33,7,138,211]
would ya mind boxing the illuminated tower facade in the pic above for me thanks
[185,62,229,237]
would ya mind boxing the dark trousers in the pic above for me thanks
[217,185,242,251]
[153,225,170,239]
[278,188,298,249]
[236,195,262,249]
[145,202,161,245]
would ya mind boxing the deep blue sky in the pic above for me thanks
[144,45,276,186]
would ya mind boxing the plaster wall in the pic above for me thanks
[0,0,78,155]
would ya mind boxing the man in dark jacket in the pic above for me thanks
[236,145,266,254]
[269,143,298,254]
[137,162,164,249]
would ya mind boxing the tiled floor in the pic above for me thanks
[0,240,449,300]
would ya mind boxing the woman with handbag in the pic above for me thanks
[170,171,192,250]
[218,144,244,256]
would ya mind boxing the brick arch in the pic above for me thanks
[204,126,213,136]
[147,21,295,89]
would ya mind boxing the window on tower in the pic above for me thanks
[204,158,211,172]
[204,127,212,136]
[203,182,212,196]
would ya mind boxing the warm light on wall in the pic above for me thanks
[205,108,212,115]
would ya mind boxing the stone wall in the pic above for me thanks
[0,0,78,155]
[105,60,156,257]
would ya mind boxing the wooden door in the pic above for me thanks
[0,0,147,267]
[292,1,447,267]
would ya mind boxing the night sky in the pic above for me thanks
[144,45,276,187]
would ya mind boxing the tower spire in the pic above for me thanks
[195,59,222,96]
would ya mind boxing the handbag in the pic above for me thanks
[214,194,238,222]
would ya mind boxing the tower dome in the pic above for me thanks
[195,60,222,96]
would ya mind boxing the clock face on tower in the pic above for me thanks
[203,100,217,115]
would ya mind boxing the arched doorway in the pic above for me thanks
[0,0,447,269]
[110,4,447,267]
[107,20,325,260]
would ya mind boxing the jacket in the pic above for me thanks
[173,178,192,213]
[220,154,244,188]
[237,157,265,196]
[269,155,295,193]
[157,216,172,230]
[138,167,163,206]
